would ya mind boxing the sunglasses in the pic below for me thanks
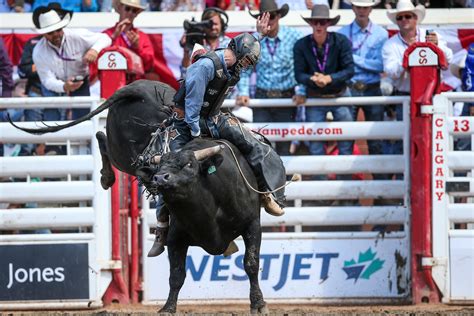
[311,19,330,26]
[124,5,140,14]
[396,14,414,21]
[46,29,62,36]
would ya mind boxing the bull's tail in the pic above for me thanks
[7,86,145,135]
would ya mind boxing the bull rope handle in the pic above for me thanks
[214,140,300,196]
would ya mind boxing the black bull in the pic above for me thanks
[141,139,268,313]
[9,79,269,313]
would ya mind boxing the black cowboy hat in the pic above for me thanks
[249,0,289,19]
[301,4,340,26]
[32,2,73,33]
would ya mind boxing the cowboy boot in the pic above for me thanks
[147,226,168,257]
[261,193,285,216]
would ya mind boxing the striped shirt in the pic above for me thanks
[238,25,305,97]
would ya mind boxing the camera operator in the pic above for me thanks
[180,7,231,78]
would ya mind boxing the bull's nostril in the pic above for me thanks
[154,173,170,183]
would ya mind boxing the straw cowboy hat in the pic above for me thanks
[32,3,72,34]
[349,0,380,7]
[302,5,340,26]
[249,0,289,19]
[387,0,426,25]
[119,0,146,9]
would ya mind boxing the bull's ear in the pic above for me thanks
[198,154,224,175]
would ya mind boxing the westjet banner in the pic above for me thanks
[145,237,409,301]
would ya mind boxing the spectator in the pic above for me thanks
[451,43,474,151]
[0,0,33,12]
[160,0,204,11]
[0,37,14,98]
[382,0,453,154]
[18,35,44,122]
[293,4,355,178]
[33,0,99,12]
[148,0,162,10]
[338,0,388,161]
[305,0,330,9]
[228,0,258,10]
[103,0,155,73]
[32,3,111,119]
[0,37,18,158]
[180,7,231,78]
[236,0,304,155]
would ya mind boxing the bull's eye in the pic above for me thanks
[186,162,192,168]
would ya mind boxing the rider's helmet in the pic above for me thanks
[227,33,261,73]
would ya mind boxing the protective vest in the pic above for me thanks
[174,51,239,117]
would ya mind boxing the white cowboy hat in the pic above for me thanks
[350,0,380,7]
[120,0,146,9]
[33,3,72,34]
[387,0,425,25]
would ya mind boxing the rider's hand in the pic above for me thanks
[236,96,250,106]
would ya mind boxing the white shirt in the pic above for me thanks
[33,28,111,93]
[382,28,453,93]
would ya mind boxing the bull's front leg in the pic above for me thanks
[159,231,189,313]
[242,219,268,314]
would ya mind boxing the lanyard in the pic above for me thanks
[312,38,330,73]
[265,38,279,59]
[52,40,76,61]
[398,28,420,48]
[121,32,132,48]
[350,21,372,52]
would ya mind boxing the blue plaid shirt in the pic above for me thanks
[338,20,388,85]
[237,26,305,97]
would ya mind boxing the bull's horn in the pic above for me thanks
[151,155,161,164]
[194,145,224,161]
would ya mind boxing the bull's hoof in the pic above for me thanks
[158,305,176,314]
[250,303,269,314]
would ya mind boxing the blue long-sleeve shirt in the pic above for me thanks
[185,50,230,136]
[293,32,354,96]
[338,20,388,84]
[238,26,305,96]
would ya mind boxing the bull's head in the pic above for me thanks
[144,144,225,196]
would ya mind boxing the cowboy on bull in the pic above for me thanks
[148,15,287,257]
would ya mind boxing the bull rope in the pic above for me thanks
[214,139,300,196]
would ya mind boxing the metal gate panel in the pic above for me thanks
[432,93,474,303]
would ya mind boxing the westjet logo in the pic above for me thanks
[186,252,339,291]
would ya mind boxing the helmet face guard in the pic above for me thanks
[228,33,261,73]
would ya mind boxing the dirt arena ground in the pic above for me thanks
[3,303,474,315]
